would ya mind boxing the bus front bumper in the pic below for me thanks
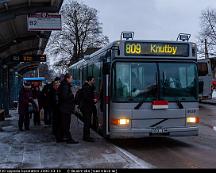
[109,126,199,139]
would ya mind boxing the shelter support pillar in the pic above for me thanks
[2,65,9,116]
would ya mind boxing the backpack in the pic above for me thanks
[75,88,84,106]
[28,103,34,113]
[28,100,38,113]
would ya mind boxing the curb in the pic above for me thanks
[199,101,216,105]
[200,122,216,133]
[113,145,155,168]
[73,114,155,168]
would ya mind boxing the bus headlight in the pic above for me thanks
[187,117,200,124]
[112,118,130,125]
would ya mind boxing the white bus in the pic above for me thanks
[198,59,213,100]
[70,39,199,138]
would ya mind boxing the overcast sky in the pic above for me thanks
[71,0,216,43]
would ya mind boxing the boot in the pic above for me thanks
[83,137,95,142]
[66,138,79,144]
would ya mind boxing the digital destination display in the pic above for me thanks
[124,42,189,57]
[12,55,46,62]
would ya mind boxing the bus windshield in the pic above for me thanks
[112,62,198,102]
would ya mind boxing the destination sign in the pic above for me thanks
[12,55,46,62]
[124,42,189,57]
[27,13,62,31]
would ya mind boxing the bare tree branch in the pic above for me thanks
[198,8,216,56]
[46,1,109,72]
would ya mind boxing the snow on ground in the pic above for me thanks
[0,110,153,168]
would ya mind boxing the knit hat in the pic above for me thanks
[54,77,61,81]
[53,80,60,85]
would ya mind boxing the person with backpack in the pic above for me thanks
[58,73,78,144]
[79,76,96,142]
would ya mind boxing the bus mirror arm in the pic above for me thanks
[134,92,147,109]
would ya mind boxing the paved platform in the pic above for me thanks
[0,110,153,169]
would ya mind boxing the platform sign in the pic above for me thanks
[12,55,46,62]
[27,13,62,31]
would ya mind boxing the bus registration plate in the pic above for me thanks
[151,128,167,134]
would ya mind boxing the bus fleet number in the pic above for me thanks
[125,43,142,54]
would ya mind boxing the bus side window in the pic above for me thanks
[113,63,130,98]
[198,62,208,76]
[83,66,88,84]
[93,62,101,93]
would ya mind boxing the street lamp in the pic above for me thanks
[121,31,134,40]
[177,33,191,42]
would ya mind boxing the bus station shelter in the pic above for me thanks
[0,0,63,116]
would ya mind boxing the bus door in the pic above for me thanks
[101,62,111,137]
[198,59,213,100]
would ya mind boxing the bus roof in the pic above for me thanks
[89,40,196,58]
[69,40,197,69]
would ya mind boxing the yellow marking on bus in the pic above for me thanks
[126,43,141,54]
[150,44,177,55]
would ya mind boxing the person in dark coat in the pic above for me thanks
[18,81,33,131]
[92,85,98,131]
[32,86,41,126]
[50,78,60,138]
[80,76,96,142]
[58,73,78,144]
[41,82,52,125]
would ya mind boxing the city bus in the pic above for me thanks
[197,59,213,100]
[70,38,199,138]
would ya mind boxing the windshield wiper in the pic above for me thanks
[176,99,184,109]
[134,99,145,109]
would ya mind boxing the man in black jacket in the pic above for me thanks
[50,78,60,138]
[41,82,52,125]
[80,76,96,142]
[58,73,78,144]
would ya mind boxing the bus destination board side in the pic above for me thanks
[124,42,189,57]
